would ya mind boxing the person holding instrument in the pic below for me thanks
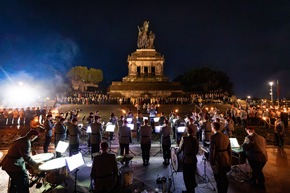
[161,119,171,165]
[179,125,199,193]
[242,127,268,190]
[1,129,41,193]
[209,122,231,193]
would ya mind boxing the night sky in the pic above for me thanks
[1,0,290,99]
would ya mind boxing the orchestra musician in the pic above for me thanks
[43,114,54,153]
[90,116,103,159]
[108,113,118,141]
[201,116,213,146]
[179,125,199,193]
[242,127,268,190]
[67,118,81,156]
[118,120,131,164]
[158,112,167,126]
[161,119,171,165]
[1,129,41,193]
[209,122,232,193]
[136,111,143,142]
[54,118,67,158]
[91,141,119,193]
[139,119,152,166]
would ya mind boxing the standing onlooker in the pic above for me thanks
[139,119,152,166]
[19,108,25,127]
[274,117,284,147]
[209,122,232,193]
[242,127,268,190]
[24,107,33,127]
[12,108,19,126]
[43,115,54,153]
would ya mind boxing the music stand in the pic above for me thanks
[66,153,86,193]
[78,125,91,156]
[197,146,216,191]
[153,126,163,156]
[127,124,134,131]
[229,138,249,182]
[177,126,186,133]
[106,124,117,154]
[153,117,160,122]
[127,123,137,156]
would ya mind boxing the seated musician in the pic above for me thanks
[91,141,119,193]
[1,129,41,193]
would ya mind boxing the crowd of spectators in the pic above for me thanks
[55,91,232,105]
[0,107,49,128]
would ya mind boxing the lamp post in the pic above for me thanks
[269,81,273,104]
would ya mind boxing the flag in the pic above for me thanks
[277,80,280,99]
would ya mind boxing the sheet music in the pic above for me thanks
[127,124,134,130]
[154,126,161,133]
[106,124,115,132]
[56,141,69,153]
[229,138,240,148]
[66,152,84,172]
[177,126,186,133]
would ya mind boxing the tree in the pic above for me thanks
[174,67,233,95]
[67,66,103,84]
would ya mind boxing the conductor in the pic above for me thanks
[91,141,119,193]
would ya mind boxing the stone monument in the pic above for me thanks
[108,21,183,99]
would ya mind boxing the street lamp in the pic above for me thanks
[269,81,273,104]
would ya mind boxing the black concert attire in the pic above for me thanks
[54,120,67,157]
[24,108,33,127]
[139,124,152,165]
[180,134,199,193]
[43,117,54,153]
[161,124,171,165]
[242,131,268,189]
[174,117,186,146]
[90,120,103,158]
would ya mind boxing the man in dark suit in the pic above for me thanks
[91,141,119,193]
[242,127,268,190]
[209,122,232,193]
[139,119,152,166]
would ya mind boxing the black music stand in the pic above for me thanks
[197,146,215,191]
[229,138,250,182]
[106,124,118,154]
[66,153,86,193]
[79,126,91,156]
[154,126,162,156]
